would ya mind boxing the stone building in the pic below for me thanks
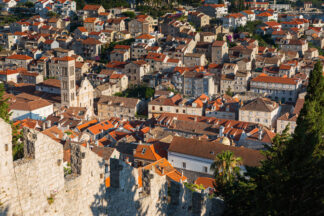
[60,57,77,107]
[97,96,143,119]
[81,4,105,19]
[220,72,251,94]
[183,53,207,67]
[5,54,33,69]
[128,18,153,36]
[183,71,215,97]
[188,11,210,28]
[239,97,281,129]
[76,77,94,116]
[211,40,228,64]
[276,97,304,134]
[124,60,151,86]
[148,94,205,118]
[250,74,302,103]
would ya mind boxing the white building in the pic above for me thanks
[8,93,53,121]
[250,74,302,103]
[0,0,17,11]
[168,136,264,178]
[239,97,280,129]
[223,13,247,29]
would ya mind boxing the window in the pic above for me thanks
[105,164,109,173]
[152,106,155,110]
[203,166,208,173]
[160,107,163,111]
[182,162,186,169]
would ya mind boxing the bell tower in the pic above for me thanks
[60,57,77,107]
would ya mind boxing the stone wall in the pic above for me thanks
[0,119,106,216]
[0,118,224,216]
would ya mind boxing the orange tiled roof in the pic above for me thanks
[7,54,33,60]
[140,158,187,185]
[83,4,102,11]
[76,119,98,131]
[84,17,97,23]
[77,26,87,32]
[257,12,272,17]
[136,34,155,40]
[252,74,298,85]
[87,120,114,135]
[134,144,162,161]
[195,177,215,189]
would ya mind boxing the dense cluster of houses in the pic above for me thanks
[0,1,323,185]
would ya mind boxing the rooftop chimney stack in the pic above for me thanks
[219,125,225,137]
[258,129,263,141]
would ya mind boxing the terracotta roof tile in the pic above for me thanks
[252,74,299,85]
[169,136,265,167]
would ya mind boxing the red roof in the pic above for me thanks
[204,4,225,8]
[252,74,298,85]
[110,73,125,79]
[265,21,280,27]
[212,40,226,47]
[7,54,33,60]
[77,26,87,32]
[114,44,130,50]
[195,177,215,189]
[83,4,102,11]
[84,17,97,23]
[57,56,75,61]
[87,120,114,135]
[136,34,155,40]
[257,12,272,17]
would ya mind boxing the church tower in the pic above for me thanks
[59,57,77,107]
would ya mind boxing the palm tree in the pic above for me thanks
[210,150,242,185]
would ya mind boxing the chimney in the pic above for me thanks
[42,122,46,131]
[47,120,51,128]
[219,126,225,137]
[62,133,67,141]
[258,129,263,141]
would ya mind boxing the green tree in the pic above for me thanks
[225,86,234,97]
[0,83,23,160]
[47,11,58,18]
[211,151,242,186]
[122,11,136,19]
[24,1,34,8]
[0,83,10,123]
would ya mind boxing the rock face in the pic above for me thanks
[0,119,224,216]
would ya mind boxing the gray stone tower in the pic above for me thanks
[59,57,77,107]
